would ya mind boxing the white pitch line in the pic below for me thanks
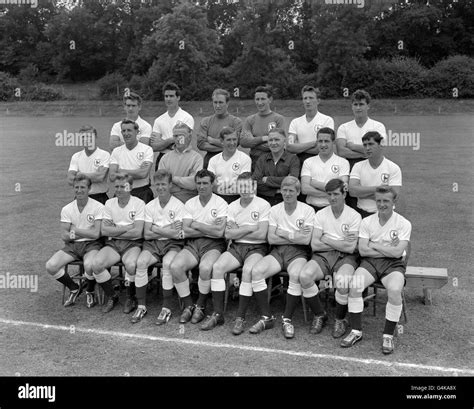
[1,317,473,375]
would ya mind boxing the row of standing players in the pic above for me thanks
[48,84,410,355]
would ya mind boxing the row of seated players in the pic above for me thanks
[69,120,402,222]
[46,170,411,355]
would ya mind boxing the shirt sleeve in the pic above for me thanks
[134,199,146,221]
[109,148,119,166]
[110,122,121,137]
[300,158,311,178]
[207,156,216,175]
[336,124,347,140]
[377,122,387,140]
[313,211,323,230]
[358,218,370,239]
[94,204,104,220]
[349,212,362,232]
[196,117,210,150]
[276,114,285,129]
[68,154,78,172]
[60,206,71,223]
[140,121,152,139]
[350,162,361,180]
[233,116,243,137]
[340,158,350,177]
[216,197,228,218]
[182,200,194,220]
[144,204,153,223]
[268,206,278,227]
[152,118,161,134]
[288,119,297,139]
[304,206,316,227]
[144,146,154,163]
[260,201,271,222]
[241,153,252,173]
[399,219,412,241]
[389,163,402,186]
[102,204,113,221]
[326,116,335,130]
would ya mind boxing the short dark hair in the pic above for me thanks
[325,178,345,194]
[194,169,215,184]
[154,169,172,184]
[352,89,371,104]
[121,119,139,131]
[73,173,92,188]
[237,171,254,182]
[375,185,397,200]
[123,91,142,105]
[115,173,134,186]
[301,85,321,99]
[362,131,383,144]
[78,124,97,137]
[317,127,336,141]
[162,81,181,97]
[255,85,273,99]
[212,88,230,103]
[219,126,236,140]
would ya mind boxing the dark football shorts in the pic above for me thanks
[311,250,359,276]
[359,257,406,281]
[142,239,183,261]
[184,237,227,263]
[269,244,310,271]
[105,239,143,256]
[62,240,103,260]
[228,242,268,265]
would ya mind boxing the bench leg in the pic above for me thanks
[300,295,308,323]
[224,273,230,313]
[423,288,432,305]
[402,292,408,323]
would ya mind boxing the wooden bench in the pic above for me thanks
[405,266,448,305]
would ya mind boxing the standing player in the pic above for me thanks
[170,169,228,325]
[199,172,270,333]
[335,90,387,208]
[248,176,314,338]
[301,128,349,213]
[341,186,411,354]
[109,119,154,203]
[349,131,402,219]
[196,88,242,169]
[131,170,185,324]
[92,174,145,314]
[208,127,251,204]
[299,179,361,338]
[46,174,104,308]
[252,128,300,206]
[150,82,194,170]
[67,125,111,204]
[109,92,152,150]
[240,86,285,171]
[287,85,334,165]
[158,123,203,204]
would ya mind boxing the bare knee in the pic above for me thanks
[251,265,265,281]
[241,265,252,282]
[211,262,225,279]
[199,263,213,280]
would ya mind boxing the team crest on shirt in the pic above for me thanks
[268,122,276,131]
[87,214,95,223]
[341,224,349,233]
[211,209,218,218]
[314,124,322,133]
[381,173,389,184]
[251,211,259,221]
[137,152,144,160]
[232,162,240,172]
[94,159,101,167]
[129,211,136,220]
[296,219,304,229]
[390,230,398,240]
[331,165,340,174]
[169,210,175,219]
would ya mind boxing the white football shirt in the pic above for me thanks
[103,196,145,239]
[183,194,228,237]
[68,148,111,194]
[60,198,104,242]
[110,116,152,143]
[288,112,334,144]
[144,195,185,241]
[110,142,154,188]
[208,150,252,195]
[269,201,315,235]
[350,157,402,213]
[228,196,271,244]
[359,212,411,247]
[336,118,387,145]
[301,153,350,207]
[313,205,362,243]
[152,108,194,141]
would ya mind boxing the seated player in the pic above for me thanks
[248,176,315,338]
[341,186,411,355]
[170,169,228,325]
[109,119,154,203]
[200,172,270,333]
[67,125,110,204]
[132,170,185,324]
[299,179,361,338]
[46,174,104,308]
[92,174,145,314]
[252,128,300,206]
[300,127,349,213]
[349,131,401,218]
[208,126,251,204]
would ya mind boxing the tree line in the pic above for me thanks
[0,0,473,100]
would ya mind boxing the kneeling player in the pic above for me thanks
[46,174,104,307]
[170,169,228,324]
[249,176,315,338]
[299,179,361,338]
[132,170,185,324]
[341,186,411,354]
[92,174,145,314]
[200,172,270,333]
